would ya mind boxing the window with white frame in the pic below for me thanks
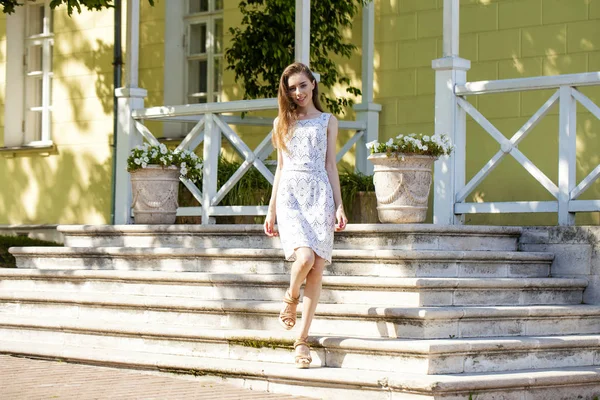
[4,0,53,148]
[24,1,54,144]
[185,0,223,104]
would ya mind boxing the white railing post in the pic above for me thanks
[114,88,147,224]
[354,0,381,175]
[558,86,577,225]
[295,0,310,66]
[201,114,219,224]
[432,0,470,225]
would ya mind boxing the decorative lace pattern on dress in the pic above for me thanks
[276,113,335,264]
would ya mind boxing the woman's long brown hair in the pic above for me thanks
[273,62,324,152]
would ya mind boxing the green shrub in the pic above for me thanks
[339,169,374,217]
[179,157,272,208]
[0,235,61,268]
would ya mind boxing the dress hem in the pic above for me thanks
[284,244,332,266]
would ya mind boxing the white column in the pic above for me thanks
[432,0,470,225]
[114,0,145,224]
[114,87,147,224]
[360,1,375,102]
[295,0,310,65]
[125,0,140,87]
[201,114,219,224]
[558,86,577,225]
[443,0,460,56]
[354,1,381,176]
[163,1,186,137]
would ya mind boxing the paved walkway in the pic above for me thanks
[0,355,317,400]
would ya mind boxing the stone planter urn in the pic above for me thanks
[130,165,180,224]
[368,153,436,223]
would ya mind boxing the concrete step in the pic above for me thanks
[0,269,586,306]
[9,247,554,278]
[2,315,600,375]
[58,224,522,251]
[1,339,600,399]
[2,291,600,339]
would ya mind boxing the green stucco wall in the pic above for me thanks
[376,0,600,225]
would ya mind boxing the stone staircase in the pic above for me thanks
[1,224,600,399]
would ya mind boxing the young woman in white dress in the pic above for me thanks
[264,62,348,369]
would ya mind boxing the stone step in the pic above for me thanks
[9,247,554,278]
[2,315,600,375]
[0,269,585,307]
[2,291,600,339]
[58,224,522,251]
[1,339,600,399]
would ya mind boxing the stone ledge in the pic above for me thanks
[58,223,524,236]
[2,290,599,319]
[8,246,555,261]
[0,269,585,289]
[1,339,600,397]
[2,314,600,356]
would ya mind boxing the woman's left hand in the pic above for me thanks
[335,205,348,232]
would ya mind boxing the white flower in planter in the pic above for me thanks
[366,140,379,150]
[127,143,203,182]
[366,133,453,157]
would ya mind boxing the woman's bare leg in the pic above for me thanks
[280,247,315,328]
[298,255,326,338]
[295,254,326,364]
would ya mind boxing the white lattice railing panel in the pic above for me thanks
[450,72,600,224]
[130,99,368,223]
[456,91,560,203]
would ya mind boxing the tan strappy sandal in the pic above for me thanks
[293,338,312,369]
[278,289,300,330]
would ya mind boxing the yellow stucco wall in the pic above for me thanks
[0,7,115,225]
[0,2,164,225]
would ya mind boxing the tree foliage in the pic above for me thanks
[225,0,367,115]
[0,0,153,16]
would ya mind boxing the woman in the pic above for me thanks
[264,62,348,369]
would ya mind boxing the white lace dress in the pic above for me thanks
[276,113,335,264]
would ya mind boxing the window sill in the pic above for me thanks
[0,142,56,158]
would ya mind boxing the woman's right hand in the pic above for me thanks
[264,209,278,237]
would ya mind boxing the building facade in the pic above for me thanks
[0,0,598,227]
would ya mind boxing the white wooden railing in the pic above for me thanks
[445,71,600,225]
[130,99,368,224]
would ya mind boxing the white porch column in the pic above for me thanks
[354,1,381,175]
[432,0,470,225]
[295,0,310,65]
[114,88,146,224]
[114,0,145,224]
[125,0,140,88]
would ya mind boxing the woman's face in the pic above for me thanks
[287,72,315,108]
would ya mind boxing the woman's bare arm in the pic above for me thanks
[324,115,348,231]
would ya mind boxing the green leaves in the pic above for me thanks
[0,0,155,15]
[225,0,365,116]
